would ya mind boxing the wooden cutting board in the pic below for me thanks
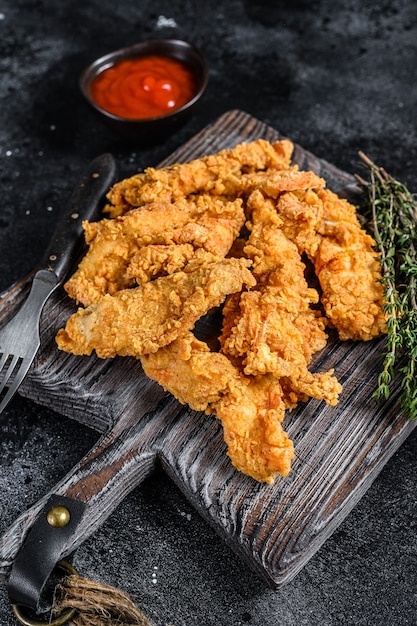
[1,109,415,588]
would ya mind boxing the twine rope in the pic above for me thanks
[54,574,153,626]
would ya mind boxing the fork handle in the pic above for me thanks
[39,153,117,283]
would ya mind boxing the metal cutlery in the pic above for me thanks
[0,153,117,414]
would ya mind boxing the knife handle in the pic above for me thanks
[39,153,117,283]
[2,423,155,610]
[0,396,182,595]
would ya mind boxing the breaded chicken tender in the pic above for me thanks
[220,189,341,406]
[105,138,294,216]
[56,257,256,358]
[140,332,295,483]
[56,138,387,483]
[125,243,196,285]
[247,185,386,342]
[214,373,295,482]
[218,168,325,200]
[65,196,245,306]
[312,188,386,341]
[274,188,324,258]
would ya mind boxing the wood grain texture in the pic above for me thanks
[0,109,415,588]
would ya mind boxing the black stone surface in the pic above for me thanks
[1,1,417,624]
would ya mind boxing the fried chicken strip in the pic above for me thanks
[220,190,342,406]
[105,139,295,216]
[219,168,325,200]
[125,243,196,285]
[247,184,386,342]
[56,257,256,358]
[215,373,295,483]
[222,192,325,365]
[273,188,324,258]
[64,195,245,306]
[54,138,387,485]
[312,188,386,341]
[244,190,327,365]
[140,332,295,483]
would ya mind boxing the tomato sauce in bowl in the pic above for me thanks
[91,55,198,120]
[80,39,208,143]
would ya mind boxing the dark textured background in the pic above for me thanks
[1,1,417,625]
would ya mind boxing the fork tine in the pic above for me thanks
[0,354,20,393]
[0,357,31,414]
[0,352,8,376]
[0,155,117,416]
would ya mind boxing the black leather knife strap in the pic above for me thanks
[7,494,86,613]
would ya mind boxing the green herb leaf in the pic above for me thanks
[355,152,417,420]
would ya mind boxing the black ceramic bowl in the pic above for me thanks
[80,39,209,144]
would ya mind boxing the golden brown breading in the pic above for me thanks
[220,190,342,407]
[65,199,196,305]
[221,286,326,375]
[222,192,328,373]
[213,373,295,482]
[56,257,256,358]
[218,168,325,200]
[125,243,196,285]
[56,138,387,484]
[140,331,238,411]
[312,188,386,341]
[105,139,295,216]
[64,195,245,307]
[140,332,295,483]
[280,370,342,407]
[274,188,324,258]
[246,185,386,342]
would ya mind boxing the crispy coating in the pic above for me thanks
[214,373,295,482]
[224,190,327,368]
[248,185,387,342]
[280,370,341,408]
[125,243,196,285]
[221,287,323,377]
[274,188,324,258]
[140,332,295,483]
[218,168,325,200]
[105,139,294,216]
[56,138,387,483]
[312,188,386,341]
[220,189,341,406]
[65,195,245,306]
[56,257,256,358]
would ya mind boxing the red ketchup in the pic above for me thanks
[91,55,198,119]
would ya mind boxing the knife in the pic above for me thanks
[0,153,117,414]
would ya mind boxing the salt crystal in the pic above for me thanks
[156,15,177,28]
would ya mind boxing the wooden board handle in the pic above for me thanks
[0,395,182,581]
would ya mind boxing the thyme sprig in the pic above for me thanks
[355,152,417,419]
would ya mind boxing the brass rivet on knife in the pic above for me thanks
[47,505,71,528]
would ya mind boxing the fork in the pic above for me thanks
[0,153,116,414]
